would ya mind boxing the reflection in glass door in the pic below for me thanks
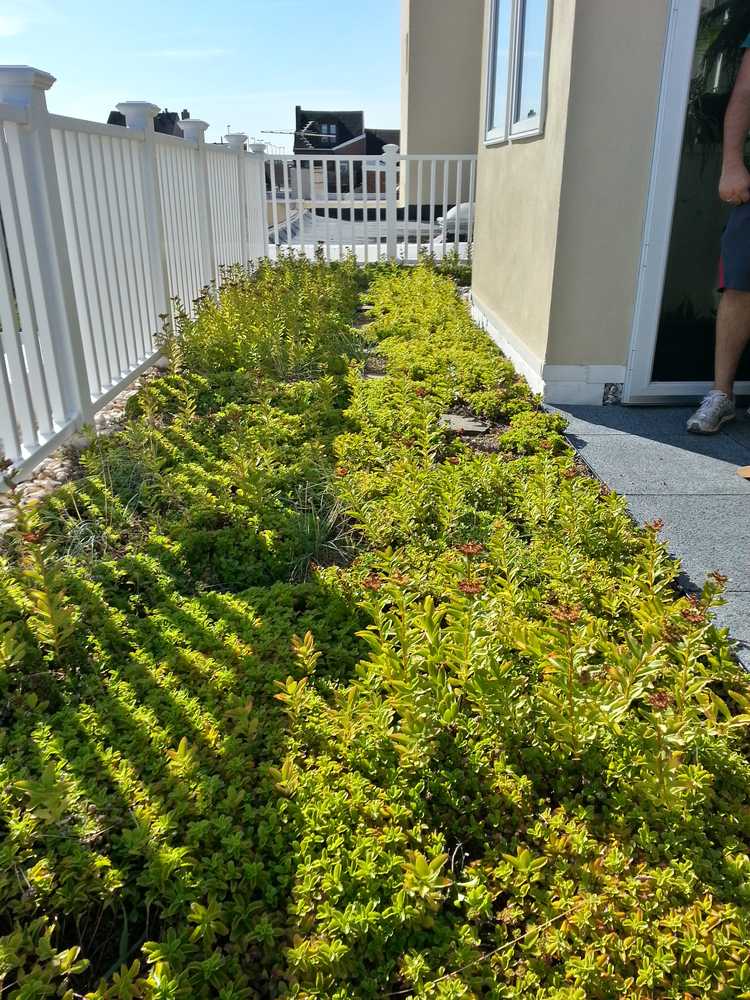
[651,0,750,382]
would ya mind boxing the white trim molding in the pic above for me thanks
[471,294,625,404]
[542,365,626,405]
[471,293,545,395]
[626,380,750,405]
[623,0,702,402]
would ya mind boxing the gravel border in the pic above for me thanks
[0,363,167,534]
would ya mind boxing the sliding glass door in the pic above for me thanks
[626,0,750,401]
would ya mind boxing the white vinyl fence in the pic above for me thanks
[0,66,476,479]
[264,151,476,263]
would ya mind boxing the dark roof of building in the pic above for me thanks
[365,128,401,154]
[106,108,189,137]
[294,106,365,151]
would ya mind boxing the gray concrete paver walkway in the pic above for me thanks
[551,405,750,666]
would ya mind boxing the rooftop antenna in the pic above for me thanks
[261,129,334,138]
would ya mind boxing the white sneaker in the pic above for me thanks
[686,390,735,434]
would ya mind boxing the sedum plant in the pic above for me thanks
[0,259,748,999]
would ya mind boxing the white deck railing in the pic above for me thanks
[0,66,476,478]
[263,151,476,262]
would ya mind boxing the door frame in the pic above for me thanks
[624,0,750,403]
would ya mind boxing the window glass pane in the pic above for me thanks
[488,0,513,134]
[513,0,549,131]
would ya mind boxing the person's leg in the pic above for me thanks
[687,205,750,432]
[714,288,750,396]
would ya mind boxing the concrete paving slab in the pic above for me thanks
[624,494,750,597]
[725,417,750,448]
[551,404,750,666]
[575,434,750,496]
[713,594,750,668]
[550,405,695,438]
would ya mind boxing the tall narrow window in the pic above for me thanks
[512,0,549,135]
[487,0,513,141]
[485,0,551,144]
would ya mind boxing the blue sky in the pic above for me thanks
[1,0,402,147]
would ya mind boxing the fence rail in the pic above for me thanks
[0,65,476,480]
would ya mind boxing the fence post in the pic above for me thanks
[383,143,399,261]
[225,132,250,267]
[247,142,269,261]
[0,66,93,427]
[116,101,172,332]
[181,119,217,288]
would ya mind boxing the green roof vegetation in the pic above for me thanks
[1,256,748,999]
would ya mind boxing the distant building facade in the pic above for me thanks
[293,106,399,157]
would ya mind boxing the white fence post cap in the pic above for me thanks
[0,66,55,106]
[116,102,160,129]
[225,132,248,152]
[180,118,209,142]
[0,65,55,89]
[249,142,267,154]
[383,143,399,154]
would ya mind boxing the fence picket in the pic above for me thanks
[324,156,332,261]
[292,156,303,250]
[428,158,436,256]
[0,346,20,463]
[309,159,318,252]
[71,130,116,386]
[467,158,476,250]
[53,128,103,395]
[375,159,382,260]
[116,101,172,332]
[384,145,398,260]
[4,122,70,427]
[441,161,449,250]
[269,154,280,251]
[103,137,138,368]
[0,141,36,455]
[124,139,158,354]
[335,159,344,257]
[416,158,423,252]
[402,154,411,262]
[455,159,463,248]
[283,157,293,251]
[111,138,144,362]
[181,120,216,289]
[349,157,356,255]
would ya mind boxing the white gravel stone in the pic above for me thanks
[0,363,167,515]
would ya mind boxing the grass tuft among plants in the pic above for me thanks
[1,257,749,999]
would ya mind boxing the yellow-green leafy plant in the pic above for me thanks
[0,259,748,1000]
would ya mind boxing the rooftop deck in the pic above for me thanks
[555,404,750,666]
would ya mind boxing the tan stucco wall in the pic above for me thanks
[472,0,576,367]
[546,0,670,367]
[472,0,670,375]
[401,0,485,156]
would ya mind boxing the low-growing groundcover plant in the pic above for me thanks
[1,258,750,999]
